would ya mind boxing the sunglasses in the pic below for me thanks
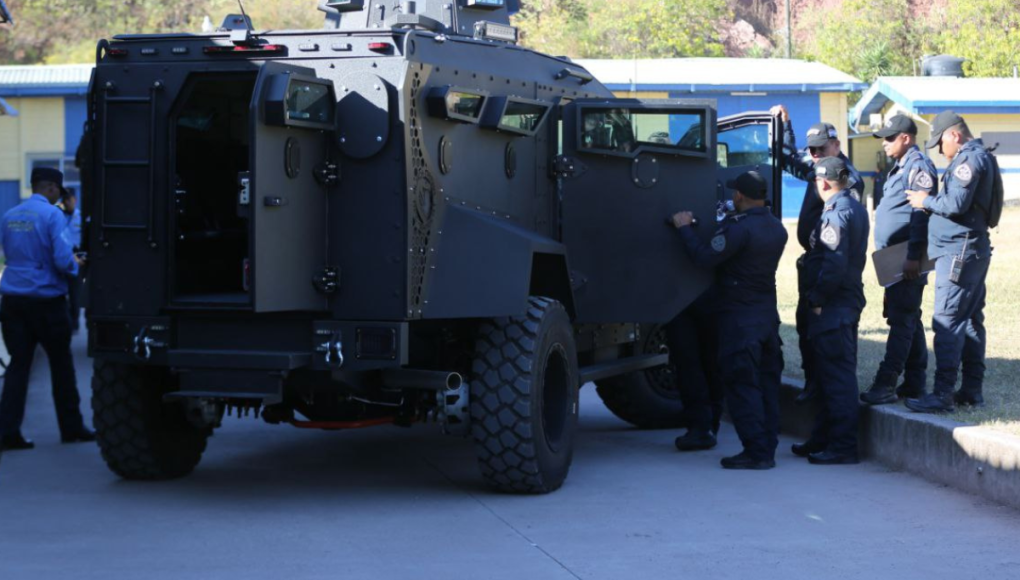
[883,135,899,143]
[808,146,826,155]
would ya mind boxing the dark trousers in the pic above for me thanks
[666,298,723,435]
[67,274,82,331]
[874,277,928,391]
[807,307,861,455]
[717,314,783,461]
[932,251,990,397]
[0,295,84,438]
[795,255,819,396]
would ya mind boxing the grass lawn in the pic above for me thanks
[777,206,1020,436]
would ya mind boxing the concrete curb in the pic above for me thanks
[780,378,1020,511]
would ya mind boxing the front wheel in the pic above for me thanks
[469,297,579,494]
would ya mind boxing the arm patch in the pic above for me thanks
[954,163,973,184]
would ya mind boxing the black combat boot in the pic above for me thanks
[807,450,859,465]
[895,382,924,400]
[953,391,985,408]
[791,440,826,458]
[905,392,955,414]
[720,452,775,470]
[860,383,897,405]
[674,430,717,452]
[0,433,35,451]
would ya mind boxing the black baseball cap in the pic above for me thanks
[873,114,917,138]
[725,170,767,200]
[925,110,965,149]
[30,167,63,187]
[813,156,848,181]
[806,122,839,147]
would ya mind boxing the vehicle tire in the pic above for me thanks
[594,324,686,429]
[91,361,210,480]
[469,296,579,494]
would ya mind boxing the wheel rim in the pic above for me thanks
[645,326,681,400]
[542,344,571,453]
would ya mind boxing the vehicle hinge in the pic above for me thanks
[312,266,341,294]
[314,161,340,187]
[552,155,586,179]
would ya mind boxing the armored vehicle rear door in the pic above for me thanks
[717,112,783,219]
[250,63,335,312]
[559,100,718,324]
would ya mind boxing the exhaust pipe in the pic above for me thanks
[382,368,463,391]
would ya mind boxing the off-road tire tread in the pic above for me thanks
[470,296,571,494]
[92,361,209,480]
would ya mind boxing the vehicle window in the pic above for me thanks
[286,80,333,124]
[580,109,705,155]
[500,101,548,133]
[717,123,771,168]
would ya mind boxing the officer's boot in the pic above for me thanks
[895,381,924,400]
[860,373,898,405]
[905,391,955,414]
[953,385,985,408]
[675,429,717,452]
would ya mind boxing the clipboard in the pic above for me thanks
[872,241,935,287]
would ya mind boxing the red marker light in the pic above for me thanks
[368,42,392,53]
[203,44,285,55]
[107,48,128,57]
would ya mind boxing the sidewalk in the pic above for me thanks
[780,378,1020,511]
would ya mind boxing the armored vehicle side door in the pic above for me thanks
[559,99,718,324]
[250,62,335,312]
[717,112,783,219]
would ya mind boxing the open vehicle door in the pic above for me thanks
[250,62,335,312]
[716,112,783,219]
[559,99,719,324]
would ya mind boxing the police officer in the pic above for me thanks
[672,171,788,469]
[860,114,935,405]
[0,168,94,450]
[792,157,868,465]
[59,187,83,333]
[666,291,724,452]
[905,111,994,413]
[770,105,864,405]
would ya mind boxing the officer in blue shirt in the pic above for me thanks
[59,187,83,332]
[861,115,935,405]
[672,171,789,470]
[905,111,994,413]
[792,157,868,465]
[770,105,864,406]
[0,167,94,450]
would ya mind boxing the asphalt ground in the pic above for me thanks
[1,330,1020,580]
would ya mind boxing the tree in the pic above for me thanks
[515,0,730,59]
[936,0,1020,77]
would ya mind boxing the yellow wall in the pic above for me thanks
[0,97,65,197]
[819,93,849,145]
[611,91,670,99]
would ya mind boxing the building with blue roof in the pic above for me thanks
[0,64,92,217]
[849,75,1020,205]
[577,58,868,218]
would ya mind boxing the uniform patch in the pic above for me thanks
[954,163,973,183]
[820,225,839,247]
[914,171,934,190]
[711,234,726,252]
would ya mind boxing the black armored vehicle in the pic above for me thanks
[84,0,783,493]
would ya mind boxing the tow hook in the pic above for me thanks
[133,326,166,361]
[318,332,344,368]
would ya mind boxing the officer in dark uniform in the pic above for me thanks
[792,157,868,465]
[770,105,863,405]
[0,168,94,450]
[861,114,935,404]
[905,111,994,413]
[672,171,788,469]
[666,290,724,451]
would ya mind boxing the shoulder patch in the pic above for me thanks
[820,224,839,248]
[954,163,973,183]
[914,170,934,190]
[711,234,727,252]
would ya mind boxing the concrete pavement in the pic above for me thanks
[1,331,1020,579]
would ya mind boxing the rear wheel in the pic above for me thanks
[469,297,579,494]
[91,361,211,480]
[594,324,685,429]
